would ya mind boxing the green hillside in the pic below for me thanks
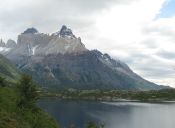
[0,54,59,128]
[0,78,58,128]
[0,54,20,83]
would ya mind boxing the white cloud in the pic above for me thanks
[80,0,175,87]
[95,0,165,43]
[0,0,175,87]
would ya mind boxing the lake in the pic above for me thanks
[37,98,175,128]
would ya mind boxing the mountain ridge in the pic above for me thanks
[0,25,167,90]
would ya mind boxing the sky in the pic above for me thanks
[0,0,175,87]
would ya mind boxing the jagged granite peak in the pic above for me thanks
[0,39,6,47]
[2,26,87,59]
[0,39,11,54]
[57,25,76,38]
[22,27,39,34]
[6,39,17,48]
[91,50,133,74]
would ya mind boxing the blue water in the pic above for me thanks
[37,98,175,128]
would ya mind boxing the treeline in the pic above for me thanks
[41,88,175,101]
[131,89,175,101]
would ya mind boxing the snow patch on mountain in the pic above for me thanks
[32,45,39,55]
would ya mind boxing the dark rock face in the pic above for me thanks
[22,28,38,34]
[59,25,75,38]
[16,50,162,90]
[0,39,5,47]
[0,25,165,90]
[6,39,17,48]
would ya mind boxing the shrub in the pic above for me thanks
[0,76,6,87]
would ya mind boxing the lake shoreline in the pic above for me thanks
[39,96,175,103]
[39,88,175,103]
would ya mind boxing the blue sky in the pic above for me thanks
[157,0,175,18]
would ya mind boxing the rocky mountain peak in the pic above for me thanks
[0,39,5,47]
[0,39,11,54]
[6,39,17,48]
[59,25,75,38]
[22,28,38,34]
[2,25,87,57]
[0,25,165,90]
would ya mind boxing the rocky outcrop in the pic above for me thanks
[22,28,38,34]
[0,39,5,47]
[6,26,87,59]
[59,25,75,38]
[6,39,17,48]
[18,50,162,90]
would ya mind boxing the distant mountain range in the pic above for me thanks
[0,25,167,90]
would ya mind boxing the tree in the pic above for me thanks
[17,74,39,109]
[87,122,105,128]
[0,76,6,87]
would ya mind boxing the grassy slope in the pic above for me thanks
[0,54,59,128]
[0,54,20,83]
[0,87,59,128]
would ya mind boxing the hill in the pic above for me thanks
[0,79,59,128]
[0,54,20,83]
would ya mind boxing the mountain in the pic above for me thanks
[6,39,17,48]
[0,25,165,90]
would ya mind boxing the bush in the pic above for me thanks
[0,76,6,87]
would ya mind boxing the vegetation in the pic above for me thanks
[16,74,39,109]
[131,89,175,101]
[1,74,174,128]
[41,88,175,102]
[0,74,59,128]
[0,75,104,128]
[87,122,105,128]
[0,54,20,83]
[0,76,6,87]
[0,53,119,128]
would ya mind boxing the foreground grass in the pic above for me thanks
[0,86,59,128]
